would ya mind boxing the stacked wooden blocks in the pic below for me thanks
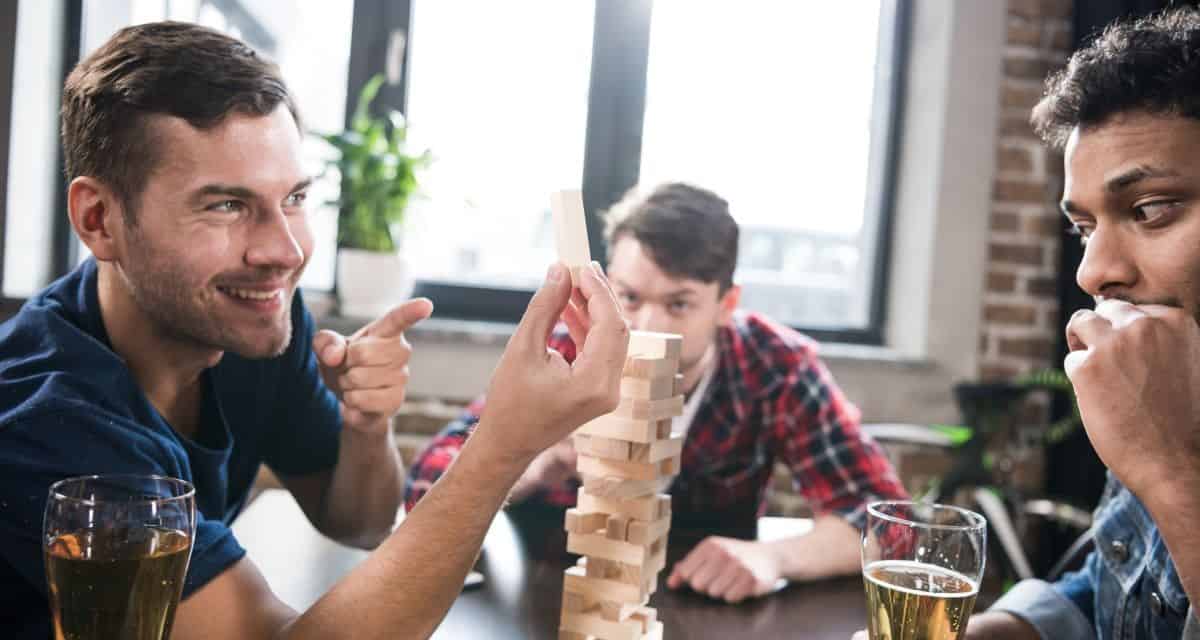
[559,330,685,640]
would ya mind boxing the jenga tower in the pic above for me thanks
[558,330,684,640]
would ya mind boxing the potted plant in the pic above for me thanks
[321,74,430,317]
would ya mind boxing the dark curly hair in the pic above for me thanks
[1033,6,1200,150]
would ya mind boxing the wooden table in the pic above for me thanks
[232,490,868,639]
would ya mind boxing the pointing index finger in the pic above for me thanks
[356,298,434,339]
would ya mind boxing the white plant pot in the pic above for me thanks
[336,249,414,319]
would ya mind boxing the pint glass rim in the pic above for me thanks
[47,474,196,508]
[866,500,986,532]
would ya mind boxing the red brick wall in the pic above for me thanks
[979,0,1073,381]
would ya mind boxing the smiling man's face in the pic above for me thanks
[111,105,314,358]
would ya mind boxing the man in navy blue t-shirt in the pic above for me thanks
[0,22,631,639]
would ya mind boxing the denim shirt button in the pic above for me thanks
[1111,539,1129,563]
[1150,590,1165,617]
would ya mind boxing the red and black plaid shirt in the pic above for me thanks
[405,311,907,529]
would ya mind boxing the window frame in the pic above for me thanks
[399,0,912,345]
[13,0,910,343]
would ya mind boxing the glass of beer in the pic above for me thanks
[43,475,196,640]
[861,500,987,640]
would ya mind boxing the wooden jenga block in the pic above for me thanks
[627,330,683,361]
[606,515,630,541]
[560,607,648,640]
[628,434,684,464]
[574,434,632,461]
[656,495,672,519]
[564,566,648,604]
[626,514,672,546]
[563,591,590,613]
[577,489,661,521]
[565,508,609,534]
[558,631,588,640]
[661,455,679,476]
[613,395,685,421]
[581,474,659,499]
[619,373,683,400]
[597,552,666,588]
[567,531,653,565]
[623,356,678,380]
[578,414,669,444]
[577,455,674,482]
[551,189,591,286]
[600,601,630,622]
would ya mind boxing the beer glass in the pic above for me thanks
[861,501,987,640]
[43,475,196,640]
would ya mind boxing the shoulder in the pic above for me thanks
[0,313,147,429]
[720,311,822,390]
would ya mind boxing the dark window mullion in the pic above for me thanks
[581,0,654,262]
[51,0,83,279]
[345,0,413,127]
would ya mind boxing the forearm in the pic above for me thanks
[1144,474,1200,614]
[964,611,1042,640]
[280,417,529,640]
[321,423,405,548]
[769,513,860,582]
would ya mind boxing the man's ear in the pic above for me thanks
[717,283,740,326]
[67,176,127,262]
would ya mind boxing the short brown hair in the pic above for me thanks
[61,21,299,218]
[604,183,739,294]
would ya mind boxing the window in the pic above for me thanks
[3,0,907,343]
[639,1,903,336]
[402,0,595,292]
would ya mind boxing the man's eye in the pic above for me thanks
[1133,200,1179,224]
[619,292,638,305]
[284,192,308,207]
[669,301,690,312]
[208,200,245,213]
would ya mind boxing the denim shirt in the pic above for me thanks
[991,474,1198,639]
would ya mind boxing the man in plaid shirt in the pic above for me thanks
[407,183,907,603]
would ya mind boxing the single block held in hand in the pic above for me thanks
[551,189,592,286]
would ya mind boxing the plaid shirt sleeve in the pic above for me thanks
[403,397,483,513]
[773,342,908,529]
[403,328,580,513]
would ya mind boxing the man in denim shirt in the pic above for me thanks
[848,9,1200,640]
[942,8,1200,640]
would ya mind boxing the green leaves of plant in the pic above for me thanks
[320,73,430,252]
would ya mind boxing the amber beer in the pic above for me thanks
[863,560,979,640]
[45,525,191,640]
